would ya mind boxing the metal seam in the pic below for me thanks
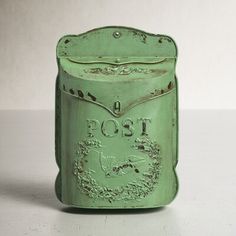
[61,85,175,118]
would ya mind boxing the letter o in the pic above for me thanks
[101,119,119,137]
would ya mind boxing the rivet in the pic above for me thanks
[113,31,121,38]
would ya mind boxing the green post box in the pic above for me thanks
[55,26,178,209]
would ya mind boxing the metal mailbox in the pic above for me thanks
[55,26,178,209]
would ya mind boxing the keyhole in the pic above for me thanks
[113,101,121,114]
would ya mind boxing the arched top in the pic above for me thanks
[56,26,177,62]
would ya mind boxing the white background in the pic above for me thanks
[0,0,236,110]
[1,1,236,235]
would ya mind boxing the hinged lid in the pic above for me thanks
[56,26,177,117]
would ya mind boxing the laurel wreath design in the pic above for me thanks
[73,136,161,202]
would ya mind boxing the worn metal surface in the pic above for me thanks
[55,26,178,209]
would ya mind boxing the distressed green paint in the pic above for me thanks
[55,26,178,209]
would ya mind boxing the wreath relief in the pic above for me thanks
[73,136,161,202]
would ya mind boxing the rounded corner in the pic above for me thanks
[55,172,62,203]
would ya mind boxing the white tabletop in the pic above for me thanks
[0,110,235,236]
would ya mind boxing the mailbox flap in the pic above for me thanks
[56,26,177,117]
